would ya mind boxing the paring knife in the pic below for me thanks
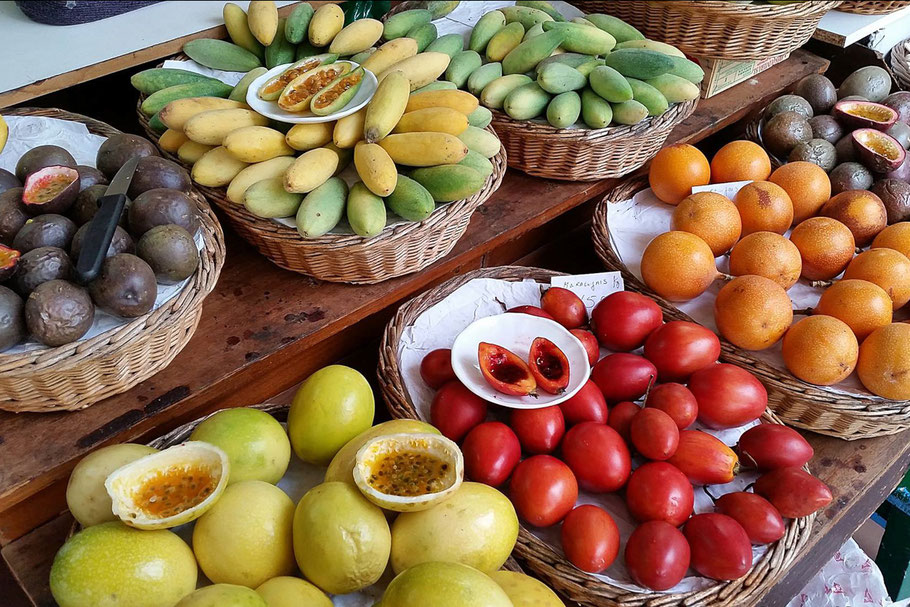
[74,157,139,285]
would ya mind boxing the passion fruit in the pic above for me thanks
[70,224,134,262]
[835,134,859,164]
[135,224,198,284]
[354,432,463,512]
[763,111,812,158]
[833,100,898,131]
[0,188,28,245]
[769,161,832,224]
[640,231,718,302]
[821,190,887,247]
[50,522,197,607]
[795,74,837,114]
[129,188,199,236]
[22,165,80,215]
[809,115,844,144]
[192,480,296,588]
[390,482,519,574]
[873,222,910,258]
[887,151,910,181]
[830,161,873,194]
[311,67,365,116]
[729,232,802,290]
[782,315,858,386]
[176,585,267,607]
[292,481,391,594]
[489,570,565,607]
[671,191,741,256]
[381,562,513,607]
[887,121,910,149]
[89,254,157,318]
[790,217,856,281]
[69,184,130,227]
[278,62,353,112]
[714,275,793,350]
[255,577,332,607]
[764,95,814,121]
[128,156,191,198]
[15,145,76,182]
[788,138,837,171]
[0,285,25,353]
[259,56,330,101]
[25,279,94,347]
[0,168,21,195]
[65,443,158,528]
[843,248,910,309]
[324,419,440,485]
[105,441,229,530]
[814,279,892,341]
[13,213,77,252]
[870,178,910,224]
[852,129,906,173]
[883,91,910,123]
[857,323,910,399]
[188,407,291,485]
[96,133,159,178]
[0,243,20,283]
[733,181,794,235]
[14,246,73,296]
[75,165,107,191]
[839,66,892,103]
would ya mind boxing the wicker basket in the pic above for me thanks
[893,37,910,90]
[377,265,813,607]
[489,99,697,182]
[571,1,840,60]
[839,0,909,14]
[0,108,225,414]
[591,176,910,440]
[137,59,505,284]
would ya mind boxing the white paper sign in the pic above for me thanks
[551,271,624,315]
[691,180,753,199]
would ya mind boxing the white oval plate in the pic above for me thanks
[451,313,591,409]
[245,60,377,124]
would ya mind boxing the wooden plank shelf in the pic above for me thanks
[0,49,829,550]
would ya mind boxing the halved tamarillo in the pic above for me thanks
[528,337,570,395]
[478,342,537,396]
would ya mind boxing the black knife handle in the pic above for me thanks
[74,193,127,285]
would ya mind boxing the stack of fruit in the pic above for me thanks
[639,136,910,400]
[0,134,200,352]
[417,287,831,591]
[51,365,564,607]
[409,3,704,129]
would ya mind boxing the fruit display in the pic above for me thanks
[398,280,829,594]
[51,365,556,607]
[0,133,202,352]
[606,132,910,400]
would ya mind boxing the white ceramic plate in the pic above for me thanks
[245,60,377,124]
[451,313,591,409]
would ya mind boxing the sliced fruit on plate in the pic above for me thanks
[105,441,229,530]
[311,67,365,116]
[528,337,570,394]
[257,53,338,101]
[478,342,537,396]
[277,62,352,112]
[353,432,463,512]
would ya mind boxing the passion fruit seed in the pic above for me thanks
[368,450,450,497]
[285,69,342,105]
[134,465,218,519]
[263,59,322,96]
[24,171,78,203]
[313,73,361,109]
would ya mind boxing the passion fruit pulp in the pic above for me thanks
[105,441,229,530]
[277,63,352,112]
[0,244,20,282]
[311,67,364,116]
[478,342,537,396]
[528,336,570,394]
[852,129,907,173]
[833,100,899,131]
[22,166,80,215]
[259,55,335,101]
[353,432,464,512]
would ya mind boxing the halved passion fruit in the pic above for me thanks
[258,54,338,101]
[833,100,898,131]
[311,67,364,117]
[105,441,229,530]
[0,244,20,282]
[528,337,570,395]
[353,433,463,512]
[478,342,537,396]
[852,129,907,173]
[277,62,352,112]
[22,166,80,215]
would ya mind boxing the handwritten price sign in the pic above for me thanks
[551,272,624,315]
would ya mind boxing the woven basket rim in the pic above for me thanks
[653,0,842,17]
[376,264,813,607]
[839,0,910,14]
[590,176,910,439]
[892,36,910,90]
[0,108,225,386]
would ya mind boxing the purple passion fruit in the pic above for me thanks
[0,244,20,283]
[25,279,94,347]
[0,285,25,352]
[14,246,73,296]
[96,133,159,178]
[22,166,80,215]
[127,156,191,198]
[0,169,20,196]
[75,165,107,191]
[15,145,76,182]
[833,100,899,131]
[852,129,906,173]
[13,214,77,253]
[883,91,910,123]
[0,188,28,246]
[89,253,157,318]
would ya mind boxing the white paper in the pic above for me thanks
[607,184,882,397]
[0,115,204,355]
[397,275,766,594]
[788,539,891,607]
[551,271,624,316]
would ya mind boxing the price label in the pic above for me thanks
[691,180,753,200]
[551,272,624,315]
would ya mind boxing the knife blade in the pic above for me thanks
[74,157,140,285]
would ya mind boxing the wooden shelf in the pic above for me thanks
[0,49,829,550]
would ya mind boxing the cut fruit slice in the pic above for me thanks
[0,244,20,282]
[353,432,463,512]
[528,337,570,394]
[478,342,537,396]
[258,54,339,101]
[105,441,229,530]
[311,67,365,116]
[277,62,352,112]
[852,129,907,173]
[22,165,79,215]
[833,100,898,131]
